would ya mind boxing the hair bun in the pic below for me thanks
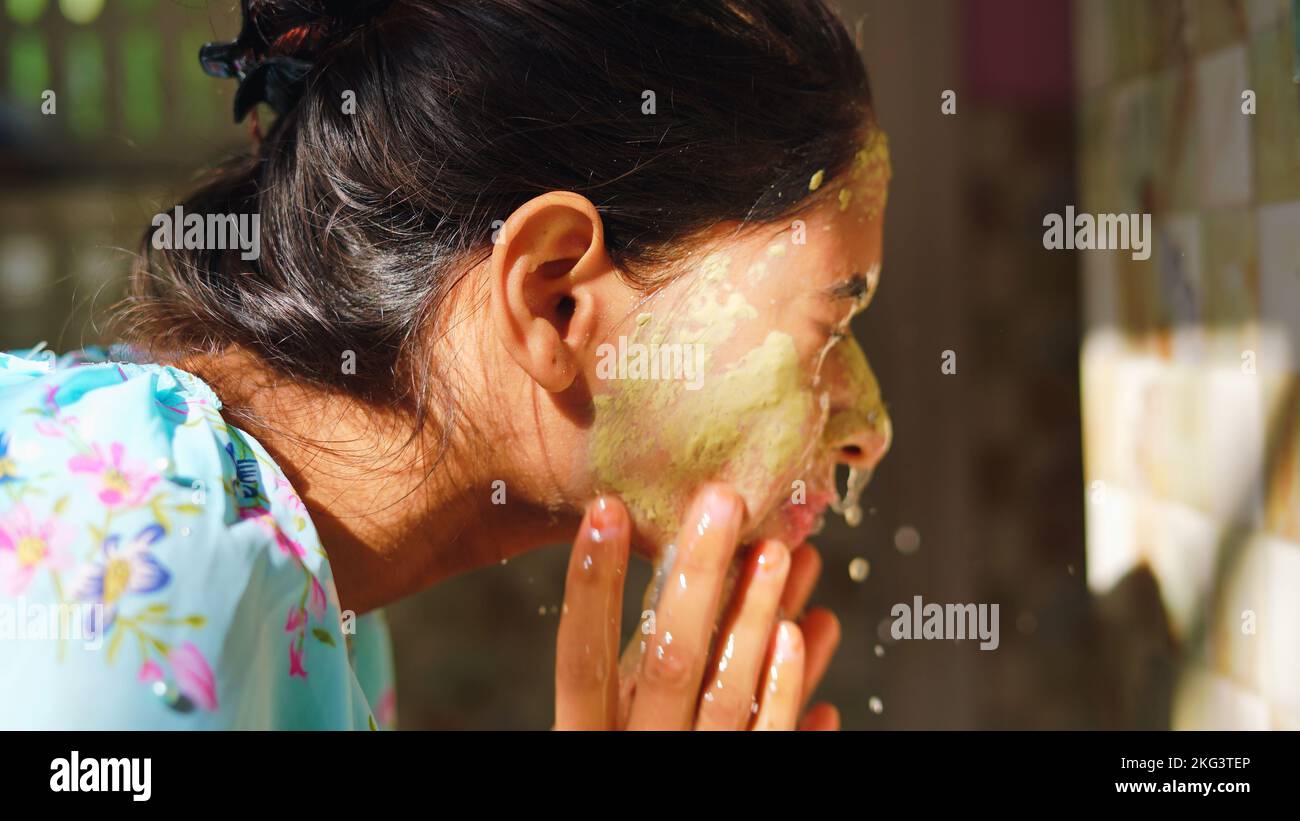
[200,0,394,122]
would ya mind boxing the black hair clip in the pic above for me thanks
[199,0,394,124]
[197,41,249,81]
[200,41,313,123]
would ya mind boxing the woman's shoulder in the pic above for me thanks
[0,346,393,729]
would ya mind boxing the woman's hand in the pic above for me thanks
[554,484,841,730]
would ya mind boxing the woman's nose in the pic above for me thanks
[829,407,891,473]
[821,335,892,473]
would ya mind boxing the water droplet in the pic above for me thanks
[868,696,884,714]
[848,557,870,582]
[894,525,920,555]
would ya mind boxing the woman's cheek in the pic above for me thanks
[588,329,820,553]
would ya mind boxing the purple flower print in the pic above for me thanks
[71,524,171,631]
[0,503,74,596]
[68,442,160,508]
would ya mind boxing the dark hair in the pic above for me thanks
[123,0,874,433]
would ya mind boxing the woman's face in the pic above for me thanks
[587,128,893,557]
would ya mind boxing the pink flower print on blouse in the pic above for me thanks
[0,503,74,596]
[285,605,306,634]
[308,577,328,621]
[32,387,75,438]
[137,660,165,684]
[71,524,171,633]
[68,442,160,508]
[139,645,219,712]
[289,640,308,679]
[168,642,219,711]
[374,687,397,729]
[238,506,307,561]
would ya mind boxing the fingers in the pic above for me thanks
[626,484,745,731]
[798,607,840,710]
[780,543,822,619]
[798,702,840,731]
[750,620,805,731]
[694,539,791,730]
[554,496,629,730]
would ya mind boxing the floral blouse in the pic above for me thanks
[0,346,395,729]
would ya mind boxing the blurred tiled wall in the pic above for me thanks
[0,0,245,350]
[1077,0,1300,729]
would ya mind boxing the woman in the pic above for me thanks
[0,0,891,730]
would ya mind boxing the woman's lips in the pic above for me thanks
[775,490,835,546]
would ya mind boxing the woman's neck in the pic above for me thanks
[174,347,574,615]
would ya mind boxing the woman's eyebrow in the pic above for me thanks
[825,272,870,301]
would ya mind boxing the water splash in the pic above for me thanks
[831,466,873,527]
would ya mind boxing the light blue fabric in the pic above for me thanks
[0,346,395,729]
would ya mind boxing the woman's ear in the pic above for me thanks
[489,191,618,393]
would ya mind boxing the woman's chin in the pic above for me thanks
[753,490,835,549]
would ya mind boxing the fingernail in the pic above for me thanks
[589,495,621,543]
[700,485,743,536]
[755,540,789,574]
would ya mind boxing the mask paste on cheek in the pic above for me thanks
[591,253,782,534]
